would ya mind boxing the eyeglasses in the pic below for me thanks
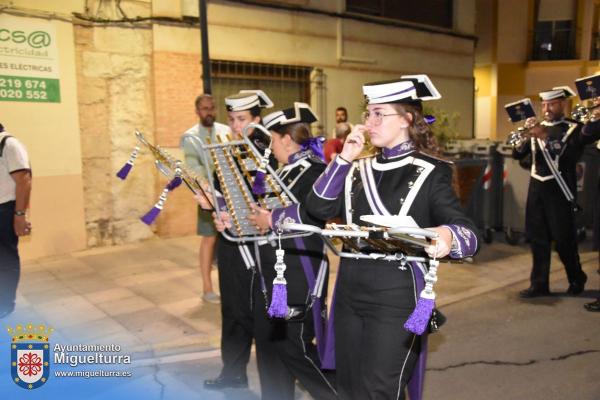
[362,111,402,125]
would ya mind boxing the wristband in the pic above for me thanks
[337,154,351,164]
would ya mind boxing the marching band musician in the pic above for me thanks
[512,87,600,298]
[244,103,337,400]
[203,90,275,390]
[305,75,479,400]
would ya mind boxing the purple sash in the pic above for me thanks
[292,237,333,367]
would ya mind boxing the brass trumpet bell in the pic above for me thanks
[571,103,600,123]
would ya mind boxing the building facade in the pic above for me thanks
[1,0,477,259]
[475,0,600,140]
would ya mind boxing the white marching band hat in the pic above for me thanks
[225,89,274,112]
[362,74,442,104]
[538,86,576,101]
[263,102,318,131]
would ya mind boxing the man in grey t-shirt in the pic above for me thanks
[180,95,230,304]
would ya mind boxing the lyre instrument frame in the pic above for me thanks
[281,222,469,264]
[181,123,310,243]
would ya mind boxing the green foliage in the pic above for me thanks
[422,105,460,147]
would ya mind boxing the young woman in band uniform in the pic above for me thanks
[215,103,337,399]
[306,76,479,400]
[203,90,275,390]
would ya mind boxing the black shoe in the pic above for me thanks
[584,299,600,312]
[519,287,551,298]
[204,375,248,390]
[566,273,587,296]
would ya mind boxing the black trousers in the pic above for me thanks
[216,237,255,379]
[253,247,337,400]
[335,258,420,400]
[0,201,20,313]
[525,180,586,289]
[593,179,600,252]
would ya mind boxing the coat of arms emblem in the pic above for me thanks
[7,324,53,389]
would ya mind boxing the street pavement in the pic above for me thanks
[2,233,598,399]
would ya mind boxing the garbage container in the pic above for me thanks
[472,141,503,243]
[497,144,530,245]
[576,143,600,242]
[444,140,493,241]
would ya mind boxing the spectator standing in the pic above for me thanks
[0,123,32,318]
[180,95,230,304]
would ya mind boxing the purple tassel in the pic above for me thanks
[116,146,140,180]
[166,176,182,191]
[140,206,161,225]
[139,176,181,225]
[116,163,133,180]
[404,259,439,335]
[268,248,288,318]
[404,296,435,335]
[252,170,266,195]
[268,282,288,318]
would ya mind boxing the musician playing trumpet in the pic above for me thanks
[512,87,600,298]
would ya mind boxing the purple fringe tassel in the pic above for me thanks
[252,171,266,195]
[116,163,133,180]
[167,176,183,191]
[140,206,161,225]
[404,296,435,335]
[268,283,288,318]
[139,177,181,225]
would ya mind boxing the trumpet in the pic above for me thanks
[114,130,219,226]
[570,102,600,124]
[506,118,541,147]
[506,126,528,147]
[134,130,213,205]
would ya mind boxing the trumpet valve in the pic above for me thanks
[506,129,525,147]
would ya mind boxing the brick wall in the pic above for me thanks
[152,51,204,237]
[153,51,203,147]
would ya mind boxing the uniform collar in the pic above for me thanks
[288,149,313,164]
[382,140,415,159]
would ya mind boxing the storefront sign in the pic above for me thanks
[0,15,60,103]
